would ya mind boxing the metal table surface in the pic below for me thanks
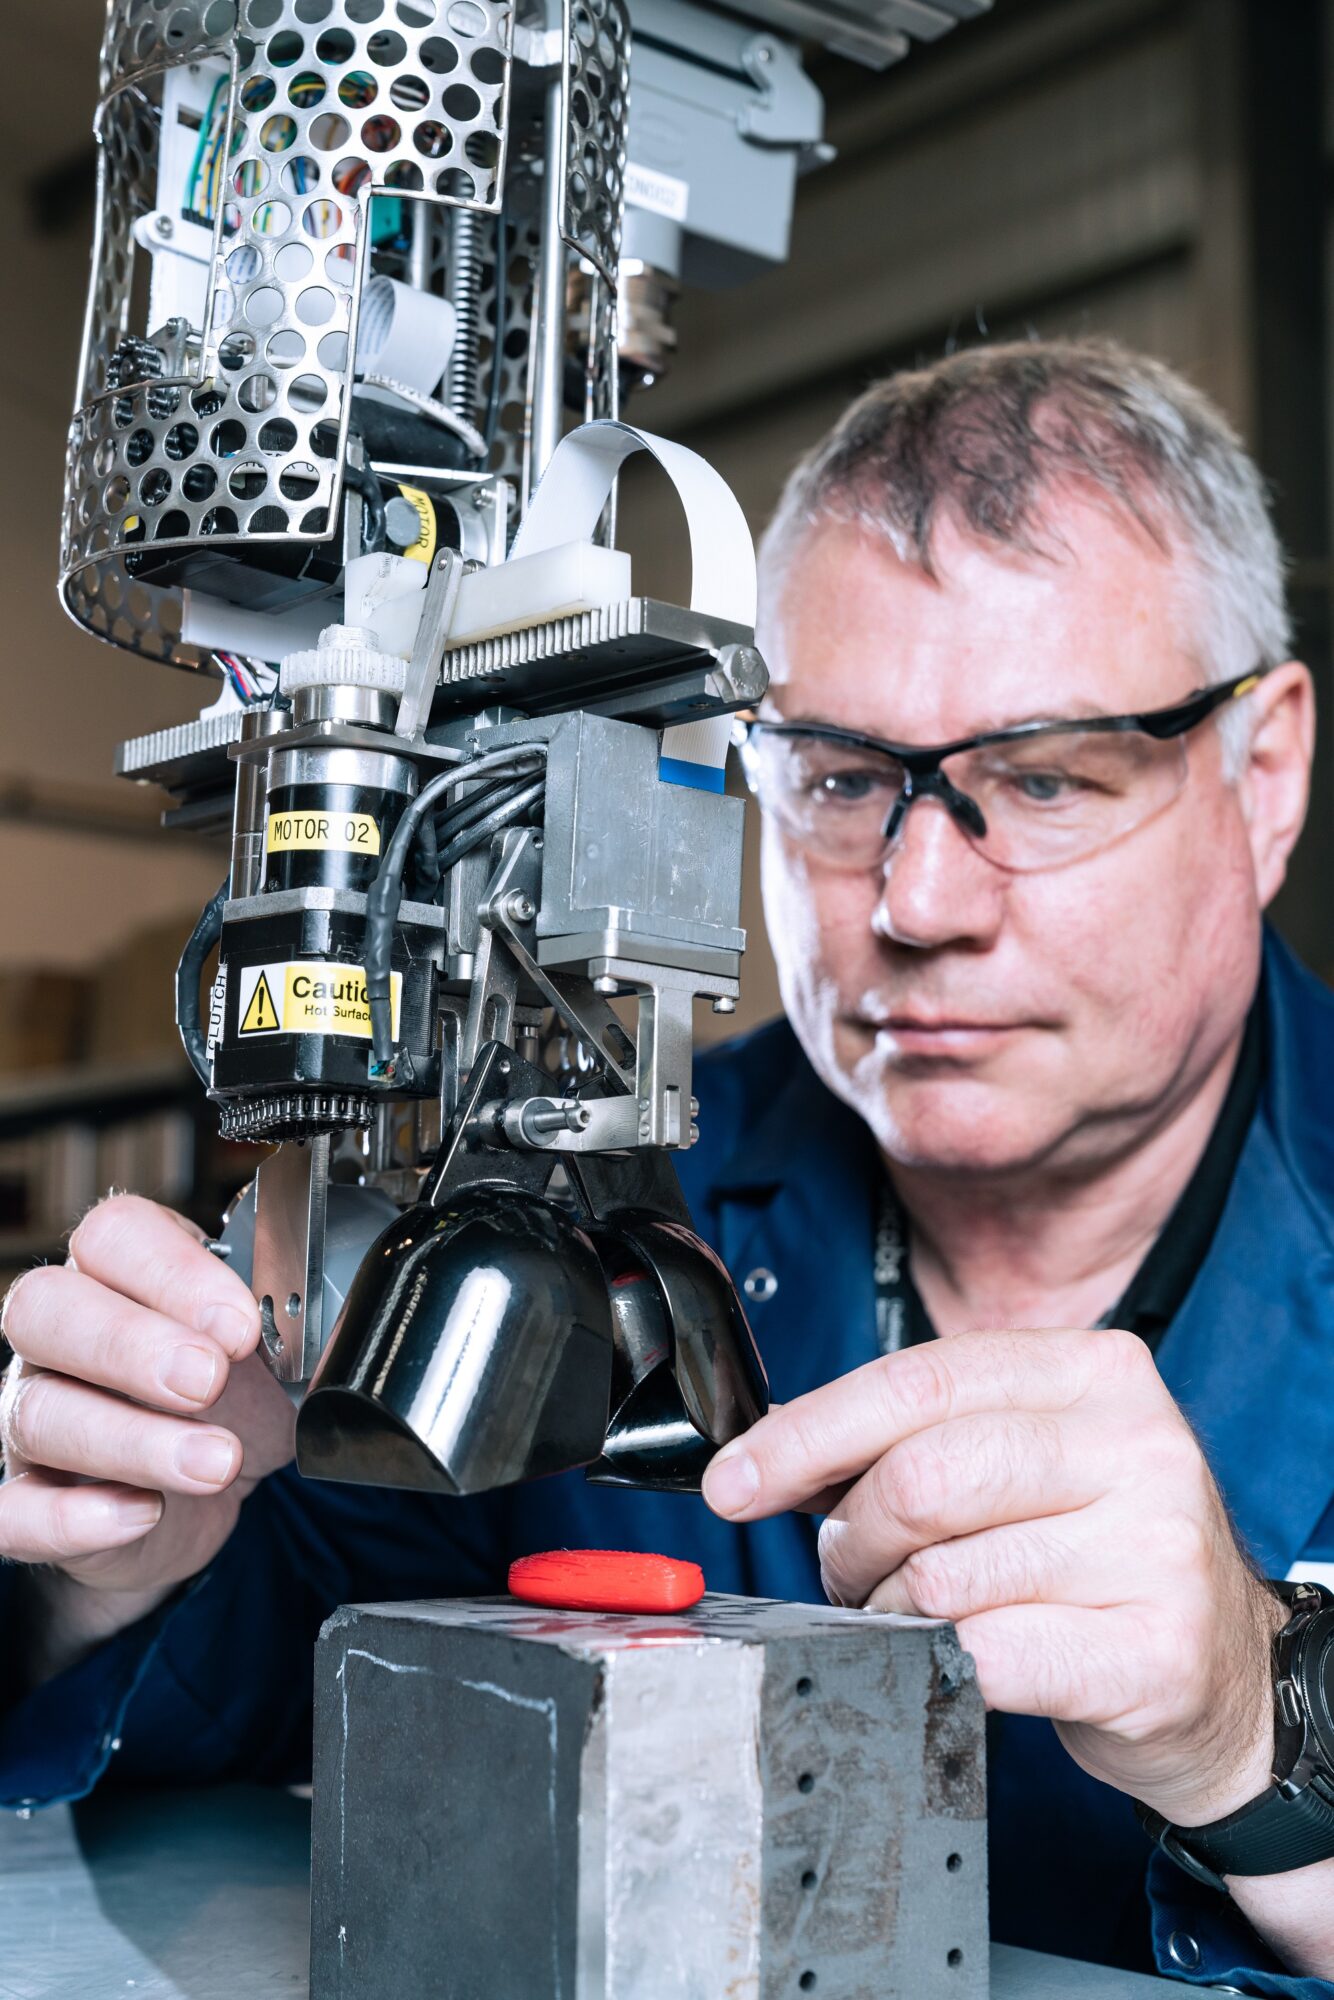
[0,1786,1190,1998]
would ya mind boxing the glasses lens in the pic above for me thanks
[742,729,904,867]
[945,727,1190,870]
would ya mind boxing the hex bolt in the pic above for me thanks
[713,995,737,1014]
[593,974,618,995]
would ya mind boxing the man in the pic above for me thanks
[2,338,1332,1991]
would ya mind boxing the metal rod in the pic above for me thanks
[409,198,432,294]
[529,75,568,489]
[230,709,284,898]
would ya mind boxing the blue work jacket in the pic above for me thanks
[3,926,1333,1995]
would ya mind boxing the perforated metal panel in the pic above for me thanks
[64,0,519,667]
[561,0,628,286]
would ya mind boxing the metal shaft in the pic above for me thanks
[230,708,284,900]
[529,76,568,489]
[408,198,432,296]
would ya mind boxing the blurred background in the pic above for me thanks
[1,0,1328,1274]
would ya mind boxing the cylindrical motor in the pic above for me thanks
[263,743,414,897]
[209,632,439,1143]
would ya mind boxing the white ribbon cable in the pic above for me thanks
[511,421,755,786]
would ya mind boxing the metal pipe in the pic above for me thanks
[529,75,568,489]
[409,198,432,295]
[230,708,284,899]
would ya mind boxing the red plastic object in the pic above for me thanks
[508,1549,706,1615]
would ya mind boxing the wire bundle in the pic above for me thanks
[186,76,230,225]
[364,748,549,1072]
[214,652,278,703]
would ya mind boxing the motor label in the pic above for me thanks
[625,161,690,224]
[266,810,382,856]
[395,483,438,567]
[206,963,228,1064]
[235,961,402,1041]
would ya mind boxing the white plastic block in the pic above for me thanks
[448,540,632,647]
[181,588,333,662]
[345,552,428,658]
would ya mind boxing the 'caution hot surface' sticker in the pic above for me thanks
[266,810,382,856]
[235,961,402,1041]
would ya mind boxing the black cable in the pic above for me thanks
[364,753,546,1070]
[370,776,546,1068]
[411,808,440,902]
[176,876,228,1087]
[427,771,537,850]
[367,776,545,1069]
[406,775,539,901]
[434,777,545,877]
[343,458,387,554]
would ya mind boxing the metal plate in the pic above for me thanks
[0,1784,1186,1999]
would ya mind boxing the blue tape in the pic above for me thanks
[659,755,726,794]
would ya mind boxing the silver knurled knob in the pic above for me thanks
[279,624,407,697]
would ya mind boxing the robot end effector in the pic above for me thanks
[67,0,987,1497]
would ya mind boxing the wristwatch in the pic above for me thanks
[1137,1580,1334,1894]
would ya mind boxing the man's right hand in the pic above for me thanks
[0,1194,295,1686]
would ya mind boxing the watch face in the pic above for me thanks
[1297,1608,1334,1754]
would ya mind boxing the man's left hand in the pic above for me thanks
[702,1329,1285,1828]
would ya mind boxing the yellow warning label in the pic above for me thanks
[240,972,281,1035]
[266,811,382,856]
[396,483,438,567]
[235,961,402,1041]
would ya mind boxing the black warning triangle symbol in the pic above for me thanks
[240,971,281,1035]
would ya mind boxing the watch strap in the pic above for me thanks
[1138,1777,1334,1895]
[1137,1580,1334,1893]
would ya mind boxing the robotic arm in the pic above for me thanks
[63,0,987,1498]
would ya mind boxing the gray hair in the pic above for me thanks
[758,338,1290,773]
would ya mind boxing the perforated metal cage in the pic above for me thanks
[63,0,627,668]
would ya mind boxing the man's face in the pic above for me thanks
[755,500,1273,1179]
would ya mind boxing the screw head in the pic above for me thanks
[593,974,618,995]
[156,214,174,238]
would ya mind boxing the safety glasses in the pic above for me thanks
[736,667,1269,875]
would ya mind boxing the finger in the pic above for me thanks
[701,1330,1117,1523]
[4,1370,242,1497]
[816,1410,1106,1607]
[65,1195,258,1359]
[0,1470,163,1565]
[950,1602,1148,1725]
[865,1511,1118,1620]
[3,1266,228,1413]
